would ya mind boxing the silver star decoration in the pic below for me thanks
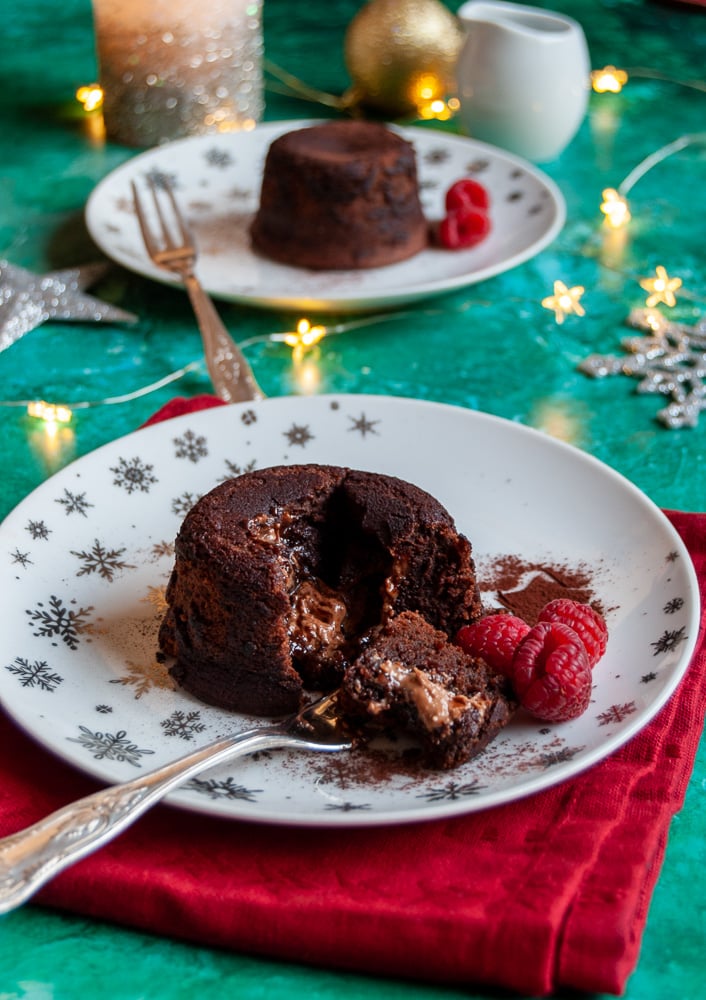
[579,308,706,429]
[0,260,138,351]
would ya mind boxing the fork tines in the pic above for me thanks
[131,177,194,261]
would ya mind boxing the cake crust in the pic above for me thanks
[158,464,482,716]
[250,121,428,270]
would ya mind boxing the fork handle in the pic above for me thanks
[0,726,299,914]
[183,274,264,403]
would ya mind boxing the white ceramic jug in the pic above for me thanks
[455,1,590,162]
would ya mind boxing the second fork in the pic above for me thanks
[132,178,265,404]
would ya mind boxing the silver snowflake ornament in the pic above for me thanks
[579,309,706,429]
[0,260,138,350]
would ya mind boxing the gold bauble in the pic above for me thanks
[344,0,463,117]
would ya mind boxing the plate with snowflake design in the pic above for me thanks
[84,120,565,313]
[0,395,699,827]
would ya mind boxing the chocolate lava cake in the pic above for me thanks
[249,121,428,270]
[158,464,483,717]
[340,611,515,769]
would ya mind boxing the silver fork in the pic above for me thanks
[0,690,350,913]
[131,177,264,403]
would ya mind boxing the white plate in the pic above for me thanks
[0,396,699,827]
[84,120,565,313]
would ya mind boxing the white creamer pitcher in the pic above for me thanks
[455,1,590,162]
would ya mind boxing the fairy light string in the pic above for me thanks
[568,67,704,317]
[9,60,703,428]
[575,62,706,427]
[6,363,203,423]
[601,133,706,229]
[6,311,462,424]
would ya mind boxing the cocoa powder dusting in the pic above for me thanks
[478,554,608,625]
[314,739,440,789]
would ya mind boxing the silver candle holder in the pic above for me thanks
[91,0,264,147]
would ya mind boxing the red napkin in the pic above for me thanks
[1,395,705,997]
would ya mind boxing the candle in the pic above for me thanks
[91,0,263,147]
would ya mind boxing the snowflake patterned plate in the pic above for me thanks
[84,120,565,313]
[0,395,699,827]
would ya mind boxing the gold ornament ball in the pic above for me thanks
[344,0,464,117]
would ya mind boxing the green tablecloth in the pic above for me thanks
[0,0,704,996]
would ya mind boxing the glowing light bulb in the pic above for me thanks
[412,72,443,101]
[591,66,628,93]
[541,281,586,324]
[76,83,104,111]
[27,400,73,424]
[639,266,683,308]
[600,187,631,228]
[27,402,76,469]
[283,318,325,348]
[410,73,455,120]
[283,319,326,362]
[419,99,453,120]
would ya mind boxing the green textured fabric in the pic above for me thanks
[0,0,705,997]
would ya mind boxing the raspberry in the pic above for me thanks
[438,207,491,249]
[538,599,608,668]
[456,613,530,677]
[511,621,592,722]
[445,178,490,214]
